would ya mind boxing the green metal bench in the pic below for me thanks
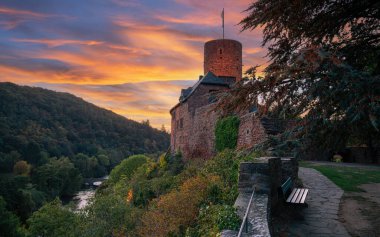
[280,177,309,207]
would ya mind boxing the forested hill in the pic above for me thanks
[0,82,170,168]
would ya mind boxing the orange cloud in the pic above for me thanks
[32,80,194,129]
[245,47,264,55]
[0,0,268,130]
[0,6,49,18]
[12,38,104,47]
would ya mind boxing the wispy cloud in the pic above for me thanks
[12,38,104,47]
[0,6,51,18]
[0,0,266,128]
[34,80,195,128]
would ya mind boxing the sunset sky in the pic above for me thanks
[0,0,266,129]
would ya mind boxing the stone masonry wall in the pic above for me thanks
[170,84,228,159]
[171,100,268,159]
[204,39,242,82]
[237,113,268,150]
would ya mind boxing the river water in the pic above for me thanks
[69,176,108,210]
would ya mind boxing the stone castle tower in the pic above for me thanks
[204,39,242,82]
[170,38,275,159]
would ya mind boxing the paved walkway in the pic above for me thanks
[287,167,350,237]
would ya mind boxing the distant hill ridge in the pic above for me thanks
[0,82,169,163]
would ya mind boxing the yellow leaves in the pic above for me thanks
[13,160,31,176]
[137,175,220,237]
[126,189,133,203]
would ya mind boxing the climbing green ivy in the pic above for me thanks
[215,116,240,151]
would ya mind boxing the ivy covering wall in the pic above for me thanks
[215,116,240,151]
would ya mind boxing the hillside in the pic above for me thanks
[0,82,170,169]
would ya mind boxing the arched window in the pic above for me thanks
[219,48,223,54]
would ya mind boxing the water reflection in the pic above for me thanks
[70,176,108,210]
[72,189,96,210]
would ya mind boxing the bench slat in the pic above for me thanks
[295,189,305,203]
[281,177,309,206]
[286,188,297,203]
[290,189,301,203]
[300,189,309,204]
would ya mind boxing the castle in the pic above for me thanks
[170,39,284,159]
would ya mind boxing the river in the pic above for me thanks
[68,176,108,211]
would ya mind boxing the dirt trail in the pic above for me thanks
[339,183,380,237]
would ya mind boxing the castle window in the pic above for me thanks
[219,48,223,54]
[179,118,183,129]
[247,130,250,134]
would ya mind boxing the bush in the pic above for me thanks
[27,199,80,237]
[138,175,219,237]
[13,161,30,176]
[80,195,141,237]
[196,204,241,236]
[109,155,149,183]
[0,197,23,237]
[215,116,240,151]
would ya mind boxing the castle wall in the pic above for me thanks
[204,39,242,81]
[170,84,229,159]
[237,113,268,150]
[171,89,267,159]
[170,38,269,160]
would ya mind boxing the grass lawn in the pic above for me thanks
[299,162,380,192]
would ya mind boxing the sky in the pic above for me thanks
[0,0,266,129]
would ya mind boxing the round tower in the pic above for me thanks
[204,39,242,82]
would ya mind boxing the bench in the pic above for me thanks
[280,177,308,207]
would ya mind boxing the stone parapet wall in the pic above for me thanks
[232,157,299,236]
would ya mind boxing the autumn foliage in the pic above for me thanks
[138,175,220,236]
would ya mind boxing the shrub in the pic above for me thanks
[215,116,240,151]
[109,155,149,183]
[80,195,141,237]
[196,204,241,236]
[27,198,80,237]
[13,160,30,176]
[138,175,219,237]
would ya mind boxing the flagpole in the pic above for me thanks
[222,8,224,39]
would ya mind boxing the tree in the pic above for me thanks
[160,124,166,133]
[13,161,30,176]
[0,151,21,173]
[138,175,216,236]
[241,0,380,72]
[0,196,23,237]
[141,119,150,126]
[109,155,149,183]
[27,198,80,237]
[32,157,82,197]
[233,0,380,157]
[79,195,141,237]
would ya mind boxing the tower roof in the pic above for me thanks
[178,71,230,103]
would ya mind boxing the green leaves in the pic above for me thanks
[238,0,380,157]
[215,116,240,152]
[108,155,149,183]
[27,199,80,237]
[32,157,82,198]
